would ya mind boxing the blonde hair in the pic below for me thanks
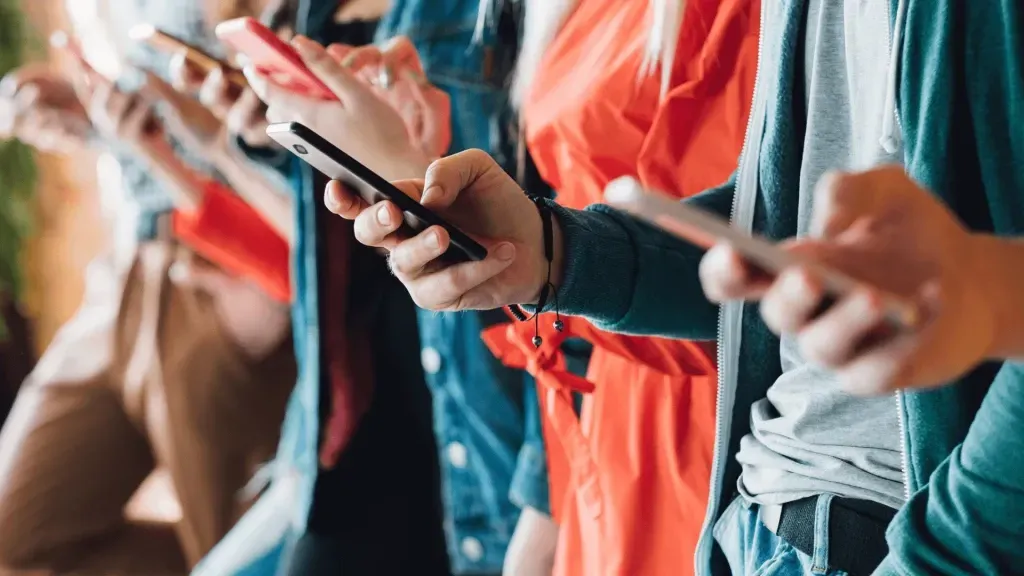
[476,0,686,107]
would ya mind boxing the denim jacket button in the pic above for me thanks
[460,537,484,562]
[446,441,468,469]
[421,346,442,374]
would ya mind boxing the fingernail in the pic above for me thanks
[377,205,392,226]
[494,243,515,262]
[324,186,339,210]
[420,185,441,205]
[427,231,442,252]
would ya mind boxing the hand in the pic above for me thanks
[244,35,432,180]
[700,165,994,394]
[74,66,163,158]
[0,64,92,153]
[324,149,558,311]
[168,55,271,148]
[337,36,452,157]
[141,69,228,157]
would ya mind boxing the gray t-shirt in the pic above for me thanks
[735,0,906,511]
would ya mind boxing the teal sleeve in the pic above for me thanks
[875,362,1024,576]
[548,175,736,340]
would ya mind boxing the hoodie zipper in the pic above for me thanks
[693,1,767,573]
[885,0,913,503]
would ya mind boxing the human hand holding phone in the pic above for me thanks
[323,149,558,312]
[693,166,999,394]
[331,36,451,158]
[0,32,95,153]
[244,34,432,181]
[168,54,271,148]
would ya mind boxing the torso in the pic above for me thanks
[736,0,906,510]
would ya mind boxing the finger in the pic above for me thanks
[419,149,500,209]
[837,281,949,394]
[759,266,829,334]
[796,287,890,367]
[88,80,116,125]
[698,244,773,302]
[324,44,355,66]
[334,44,384,71]
[407,242,516,311]
[389,225,450,277]
[391,179,425,202]
[379,36,426,79]
[12,83,41,114]
[0,73,21,98]
[245,67,324,124]
[353,200,405,248]
[198,67,233,119]
[242,65,270,102]
[226,88,268,141]
[810,167,905,238]
[4,84,41,136]
[291,35,372,106]
[834,333,923,395]
[168,52,207,94]
[324,180,371,218]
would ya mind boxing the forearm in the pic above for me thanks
[547,179,735,340]
[212,144,296,244]
[972,234,1024,360]
[144,140,206,212]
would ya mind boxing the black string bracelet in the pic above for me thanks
[508,195,563,347]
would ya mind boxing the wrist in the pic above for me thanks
[550,212,564,290]
[971,234,1024,360]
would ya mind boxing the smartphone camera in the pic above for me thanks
[293,144,308,155]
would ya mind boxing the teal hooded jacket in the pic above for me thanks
[543,0,1024,574]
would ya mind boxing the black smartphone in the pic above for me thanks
[266,122,488,263]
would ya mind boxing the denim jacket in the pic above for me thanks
[191,6,378,575]
[376,1,550,573]
[193,2,547,574]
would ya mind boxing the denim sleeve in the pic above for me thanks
[874,362,1024,576]
[508,374,550,514]
[549,174,736,340]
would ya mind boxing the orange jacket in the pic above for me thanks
[483,0,759,573]
[173,181,291,303]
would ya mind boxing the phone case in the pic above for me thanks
[215,17,335,100]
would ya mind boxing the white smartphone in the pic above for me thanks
[603,176,920,329]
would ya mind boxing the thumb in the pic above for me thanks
[420,149,498,210]
[810,168,903,239]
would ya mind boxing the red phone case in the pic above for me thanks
[215,17,335,100]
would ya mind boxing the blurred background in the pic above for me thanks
[0,0,177,521]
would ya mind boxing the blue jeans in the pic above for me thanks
[714,495,849,576]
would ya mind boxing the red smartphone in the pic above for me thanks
[214,17,335,100]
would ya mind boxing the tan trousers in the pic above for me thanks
[0,242,296,575]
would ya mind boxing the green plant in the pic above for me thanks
[0,0,37,340]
